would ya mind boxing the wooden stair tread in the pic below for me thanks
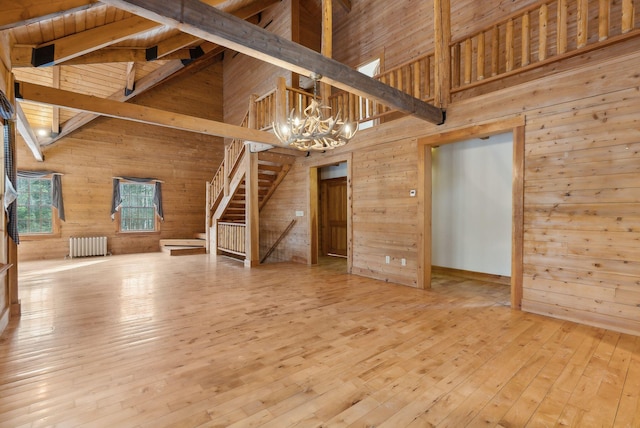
[161,246,207,256]
[160,239,206,247]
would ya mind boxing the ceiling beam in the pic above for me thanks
[16,81,280,146]
[15,102,45,162]
[31,15,158,66]
[146,0,277,60]
[0,0,99,30]
[101,0,445,124]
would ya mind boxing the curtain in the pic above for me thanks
[111,176,164,221]
[17,170,66,221]
[4,120,18,243]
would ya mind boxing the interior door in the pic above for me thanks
[320,177,347,257]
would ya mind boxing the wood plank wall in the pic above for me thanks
[16,61,224,260]
[0,32,11,334]
[240,1,640,335]
[223,1,293,128]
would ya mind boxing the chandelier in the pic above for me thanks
[273,73,357,151]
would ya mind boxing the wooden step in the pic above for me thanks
[159,239,206,247]
[161,246,207,256]
[194,232,207,240]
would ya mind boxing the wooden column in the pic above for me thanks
[417,144,432,289]
[244,151,260,267]
[320,0,332,102]
[434,0,451,108]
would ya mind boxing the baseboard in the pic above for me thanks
[432,266,511,286]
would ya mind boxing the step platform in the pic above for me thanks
[159,239,207,256]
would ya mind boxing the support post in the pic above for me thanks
[434,0,451,109]
[244,152,260,267]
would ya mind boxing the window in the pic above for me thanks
[17,177,53,234]
[119,182,157,232]
[357,58,381,130]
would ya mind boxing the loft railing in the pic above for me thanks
[327,0,639,122]
[451,0,640,92]
[252,77,315,131]
[329,53,436,124]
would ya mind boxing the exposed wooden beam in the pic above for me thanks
[124,62,136,96]
[102,0,445,124]
[16,81,280,145]
[42,48,225,146]
[147,0,278,60]
[31,16,158,66]
[52,66,61,134]
[15,102,44,162]
[0,0,99,30]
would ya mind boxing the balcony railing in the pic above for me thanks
[451,0,640,92]
[327,0,639,122]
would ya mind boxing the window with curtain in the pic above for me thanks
[17,176,54,234]
[119,182,156,232]
[111,177,163,233]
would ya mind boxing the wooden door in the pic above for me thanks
[320,177,348,257]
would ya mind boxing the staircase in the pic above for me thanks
[205,78,315,265]
[206,139,297,264]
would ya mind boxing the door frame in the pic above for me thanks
[307,152,353,272]
[417,117,525,309]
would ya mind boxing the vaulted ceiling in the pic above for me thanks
[4,0,443,162]
[3,0,288,159]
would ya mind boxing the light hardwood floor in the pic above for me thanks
[1,253,639,427]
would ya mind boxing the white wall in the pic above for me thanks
[431,133,513,276]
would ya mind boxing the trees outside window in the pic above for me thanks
[119,182,156,232]
[17,177,53,234]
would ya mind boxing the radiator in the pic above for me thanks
[69,236,108,258]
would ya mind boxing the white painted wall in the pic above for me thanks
[431,133,513,276]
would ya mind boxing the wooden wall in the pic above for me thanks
[223,0,293,127]
[16,61,224,261]
[252,2,640,335]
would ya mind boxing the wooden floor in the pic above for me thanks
[1,254,639,427]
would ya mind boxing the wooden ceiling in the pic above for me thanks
[3,0,445,162]
[3,0,285,159]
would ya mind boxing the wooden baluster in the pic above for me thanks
[539,3,548,61]
[522,12,530,66]
[425,56,431,98]
[389,71,396,89]
[412,61,420,98]
[397,68,404,93]
[477,32,485,80]
[347,94,358,122]
[464,38,472,83]
[452,43,461,88]
[622,0,634,33]
[599,0,610,40]
[577,0,588,48]
[557,0,567,54]
[491,25,500,76]
[506,18,514,72]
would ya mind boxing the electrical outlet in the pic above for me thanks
[385,255,390,264]
[295,211,304,217]
[401,258,406,266]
